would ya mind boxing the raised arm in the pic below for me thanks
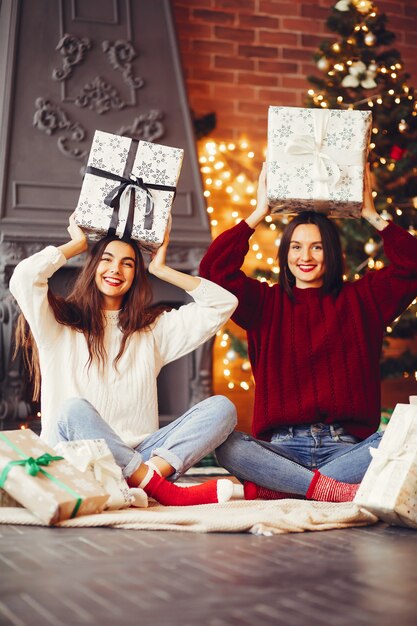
[356,165,417,324]
[199,165,270,330]
[148,216,201,292]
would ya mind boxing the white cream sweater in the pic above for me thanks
[9,246,238,447]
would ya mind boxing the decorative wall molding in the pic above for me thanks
[102,39,144,92]
[117,110,165,142]
[74,75,126,114]
[33,97,87,159]
[52,33,92,82]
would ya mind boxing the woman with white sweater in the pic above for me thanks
[10,215,238,506]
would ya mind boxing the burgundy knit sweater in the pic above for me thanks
[199,220,417,441]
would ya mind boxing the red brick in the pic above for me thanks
[193,40,235,54]
[281,75,311,89]
[187,80,213,97]
[258,88,299,105]
[282,47,313,61]
[301,34,332,49]
[172,5,190,22]
[237,71,279,86]
[213,84,257,100]
[215,56,255,70]
[300,4,330,19]
[404,5,417,18]
[282,17,326,32]
[238,45,278,58]
[193,9,236,24]
[176,22,213,38]
[182,53,213,69]
[193,97,236,113]
[215,26,255,42]
[238,101,270,115]
[217,0,256,9]
[238,14,280,29]
[258,1,300,16]
[258,60,299,73]
[378,2,405,13]
[258,30,299,46]
[389,16,417,32]
[194,68,236,83]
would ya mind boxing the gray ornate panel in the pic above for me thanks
[0,0,213,425]
[0,0,209,246]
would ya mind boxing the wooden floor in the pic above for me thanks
[1,520,417,626]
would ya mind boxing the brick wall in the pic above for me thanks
[172,0,417,145]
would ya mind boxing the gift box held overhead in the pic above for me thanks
[75,130,184,252]
[267,106,372,218]
[354,403,417,529]
[0,429,109,525]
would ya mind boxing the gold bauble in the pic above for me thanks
[353,0,373,14]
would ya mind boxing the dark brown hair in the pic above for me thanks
[278,211,344,300]
[15,236,166,400]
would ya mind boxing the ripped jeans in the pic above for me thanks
[215,423,383,495]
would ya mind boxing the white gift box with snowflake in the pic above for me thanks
[75,130,184,251]
[267,106,372,218]
[0,429,109,525]
[354,403,417,529]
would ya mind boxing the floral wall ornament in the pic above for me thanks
[116,110,166,142]
[52,33,92,82]
[341,61,377,88]
[102,40,144,91]
[74,76,126,114]
[33,97,87,160]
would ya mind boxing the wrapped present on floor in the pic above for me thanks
[75,130,184,252]
[354,403,417,528]
[267,106,372,218]
[0,430,109,525]
[55,439,147,510]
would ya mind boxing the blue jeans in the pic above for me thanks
[215,423,383,495]
[51,395,237,480]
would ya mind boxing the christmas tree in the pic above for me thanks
[306,0,417,380]
[198,0,417,404]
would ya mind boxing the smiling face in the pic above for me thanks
[94,239,136,310]
[287,223,326,289]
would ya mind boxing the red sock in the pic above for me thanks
[306,471,359,503]
[142,471,233,506]
[244,481,303,501]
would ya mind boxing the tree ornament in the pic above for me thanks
[352,0,373,14]
[398,119,409,132]
[341,61,377,89]
[390,145,406,160]
[364,32,376,46]
[317,57,330,71]
[335,0,351,11]
[364,238,377,256]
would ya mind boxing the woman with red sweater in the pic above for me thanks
[199,164,417,503]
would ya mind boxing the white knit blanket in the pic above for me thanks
[0,500,378,535]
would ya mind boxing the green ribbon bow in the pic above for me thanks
[0,453,64,487]
[0,433,83,519]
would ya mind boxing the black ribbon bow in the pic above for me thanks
[86,166,177,241]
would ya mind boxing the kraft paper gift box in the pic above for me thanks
[75,130,184,252]
[0,430,109,525]
[267,106,372,218]
[354,403,417,528]
[55,439,148,510]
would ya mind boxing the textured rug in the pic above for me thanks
[0,500,378,535]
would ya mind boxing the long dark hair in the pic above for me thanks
[278,211,344,300]
[15,236,166,399]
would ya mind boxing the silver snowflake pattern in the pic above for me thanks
[137,161,154,178]
[154,169,169,184]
